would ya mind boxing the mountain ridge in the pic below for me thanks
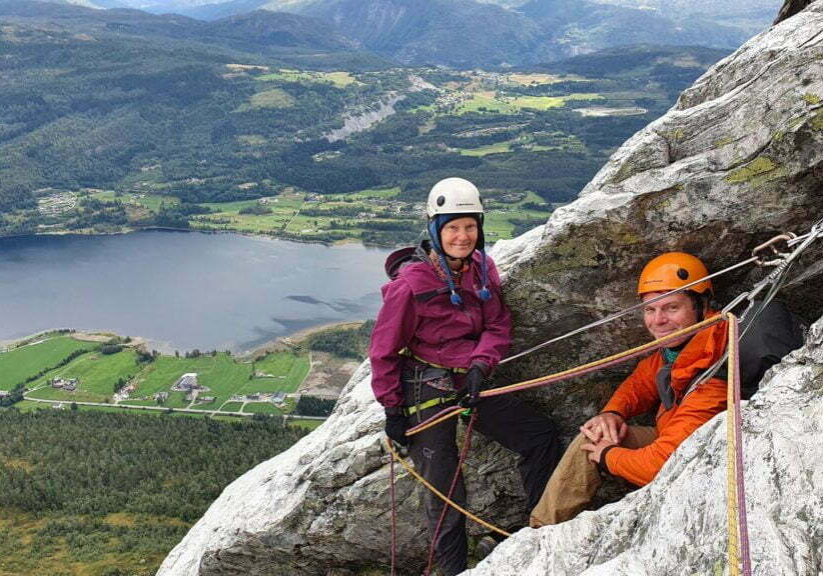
[30,0,782,66]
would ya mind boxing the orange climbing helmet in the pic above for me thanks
[637,252,713,296]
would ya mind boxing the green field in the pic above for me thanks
[220,402,244,412]
[189,183,551,245]
[326,186,401,201]
[193,195,304,235]
[287,418,324,430]
[506,73,589,86]
[456,92,518,115]
[247,88,296,110]
[242,403,280,414]
[453,91,603,115]
[249,351,309,393]
[458,141,512,157]
[0,335,98,390]
[257,69,358,87]
[26,349,140,402]
[510,93,604,110]
[88,190,179,212]
[8,335,316,417]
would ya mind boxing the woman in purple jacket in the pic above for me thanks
[369,177,561,575]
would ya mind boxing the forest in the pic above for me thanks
[0,410,306,575]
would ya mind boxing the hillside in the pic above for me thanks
[0,1,727,244]
[301,0,548,66]
[43,0,779,63]
[0,409,306,576]
[302,0,755,66]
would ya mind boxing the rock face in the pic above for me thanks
[157,3,823,575]
[775,0,816,22]
[467,314,823,575]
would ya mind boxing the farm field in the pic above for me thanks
[256,69,359,87]
[189,185,549,245]
[2,334,320,418]
[0,334,97,390]
[26,348,140,403]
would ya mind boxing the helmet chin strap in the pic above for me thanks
[444,253,468,268]
[427,215,491,305]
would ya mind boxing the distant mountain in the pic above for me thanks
[0,0,388,216]
[0,0,369,58]
[34,0,781,66]
[545,44,731,77]
[301,0,548,67]
[201,9,358,52]
[519,0,754,54]
[584,0,782,37]
[588,0,778,18]
[182,0,315,20]
[294,0,756,66]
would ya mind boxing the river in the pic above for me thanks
[0,231,391,354]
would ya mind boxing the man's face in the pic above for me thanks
[642,291,700,346]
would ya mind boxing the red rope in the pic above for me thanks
[424,411,477,576]
[730,315,753,575]
[407,317,725,437]
[389,448,398,576]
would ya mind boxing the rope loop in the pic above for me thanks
[383,436,511,538]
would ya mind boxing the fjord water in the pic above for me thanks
[0,231,391,353]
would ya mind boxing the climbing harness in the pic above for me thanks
[402,394,457,417]
[385,219,823,572]
[407,315,725,436]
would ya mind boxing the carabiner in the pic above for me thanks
[752,233,797,266]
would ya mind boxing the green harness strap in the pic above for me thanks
[404,394,457,417]
[398,348,468,374]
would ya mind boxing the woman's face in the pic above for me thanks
[440,216,478,259]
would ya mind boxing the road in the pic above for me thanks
[23,397,328,421]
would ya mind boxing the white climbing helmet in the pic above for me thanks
[426,177,484,218]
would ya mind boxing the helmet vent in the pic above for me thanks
[436,195,446,207]
[677,268,689,280]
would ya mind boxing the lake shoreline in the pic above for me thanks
[0,321,368,360]
[0,224,409,250]
[0,230,388,355]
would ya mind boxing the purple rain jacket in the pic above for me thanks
[369,248,512,408]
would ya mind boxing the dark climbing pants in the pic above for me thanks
[402,375,561,576]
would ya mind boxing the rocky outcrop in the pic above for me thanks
[775,0,815,23]
[468,314,823,575]
[494,0,823,433]
[158,3,823,575]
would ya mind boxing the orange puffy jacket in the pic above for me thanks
[601,314,728,486]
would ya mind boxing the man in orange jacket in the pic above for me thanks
[530,252,728,526]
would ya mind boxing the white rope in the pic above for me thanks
[501,222,823,366]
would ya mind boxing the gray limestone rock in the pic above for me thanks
[467,314,823,576]
[157,2,823,575]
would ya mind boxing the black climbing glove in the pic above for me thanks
[384,410,410,446]
[458,364,486,408]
